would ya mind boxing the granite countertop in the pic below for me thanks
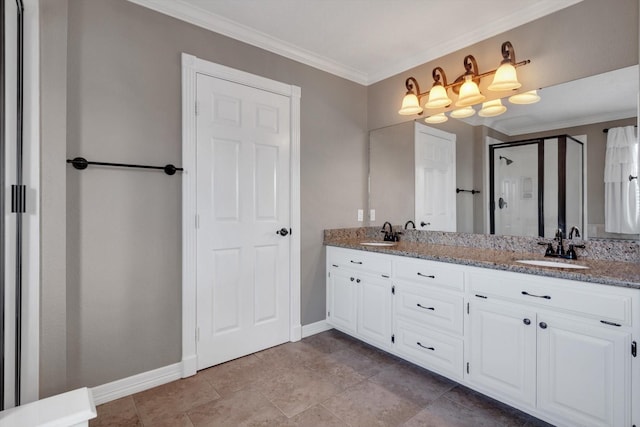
[325,238,640,289]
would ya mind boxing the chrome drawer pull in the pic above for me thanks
[416,303,435,311]
[521,291,551,300]
[417,342,435,351]
[417,272,435,279]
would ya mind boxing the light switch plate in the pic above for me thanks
[369,209,376,221]
[357,209,364,222]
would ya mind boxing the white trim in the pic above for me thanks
[3,0,41,405]
[23,0,40,404]
[91,363,182,405]
[181,53,302,377]
[301,320,333,338]
[127,0,581,86]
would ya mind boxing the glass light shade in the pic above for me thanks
[450,106,476,119]
[478,99,507,117]
[424,84,452,109]
[488,62,522,91]
[456,75,485,107]
[508,89,541,104]
[398,93,423,115]
[424,113,448,124]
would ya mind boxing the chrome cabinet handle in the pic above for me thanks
[417,303,435,311]
[521,291,551,300]
[417,342,435,351]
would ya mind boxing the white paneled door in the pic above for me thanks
[195,73,291,369]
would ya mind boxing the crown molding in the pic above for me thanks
[126,0,368,85]
[127,0,581,86]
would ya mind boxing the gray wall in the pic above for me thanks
[40,0,368,394]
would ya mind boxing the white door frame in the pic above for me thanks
[180,53,301,377]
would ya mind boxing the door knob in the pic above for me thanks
[276,227,290,236]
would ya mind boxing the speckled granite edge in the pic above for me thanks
[324,227,640,263]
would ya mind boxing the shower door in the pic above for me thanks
[490,136,584,238]
[491,142,541,237]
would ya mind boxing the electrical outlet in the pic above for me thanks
[370,209,376,221]
[357,209,364,222]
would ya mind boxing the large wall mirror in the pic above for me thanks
[368,65,639,240]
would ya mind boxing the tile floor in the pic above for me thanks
[90,329,554,427]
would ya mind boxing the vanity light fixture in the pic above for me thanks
[450,106,476,119]
[397,76,424,115]
[487,42,522,91]
[479,99,507,117]
[397,40,530,116]
[424,113,448,124]
[424,67,453,109]
[508,89,541,104]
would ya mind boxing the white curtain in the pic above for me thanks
[604,126,639,234]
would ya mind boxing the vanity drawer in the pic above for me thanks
[327,246,392,276]
[394,318,464,380]
[395,258,464,291]
[394,281,464,335]
[468,270,633,326]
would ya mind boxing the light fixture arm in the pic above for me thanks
[501,41,516,64]
[404,76,421,96]
[463,55,480,77]
[432,67,448,87]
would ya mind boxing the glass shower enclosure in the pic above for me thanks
[489,135,584,239]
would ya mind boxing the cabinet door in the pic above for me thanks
[327,268,357,334]
[537,314,631,427]
[357,274,392,349]
[468,299,536,406]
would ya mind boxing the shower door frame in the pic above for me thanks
[489,135,584,238]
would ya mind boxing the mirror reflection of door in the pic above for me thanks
[492,143,540,237]
[415,123,457,232]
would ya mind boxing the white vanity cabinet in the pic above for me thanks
[326,247,393,349]
[393,257,465,380]
[467,268,637,427]
[325,245,640,427]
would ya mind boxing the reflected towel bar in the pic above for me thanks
[456,188,480,194]
[67,157,184,176]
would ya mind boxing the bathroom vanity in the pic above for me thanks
[325,236,640,427]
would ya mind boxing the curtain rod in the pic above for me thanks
[603,125,637,133]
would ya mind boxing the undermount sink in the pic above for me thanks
[516,260,589,269]
[360,242,397,247]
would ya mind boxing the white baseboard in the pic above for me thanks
[91,323,332,406]
[301,320,333,338]
[91,362,183,406]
